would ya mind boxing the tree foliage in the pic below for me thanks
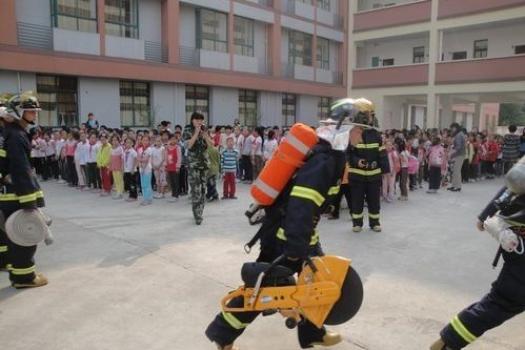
[499,103,525,126]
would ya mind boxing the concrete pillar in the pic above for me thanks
[161,0,180,64]
[428,0,439,82]
[228,0,234,70]
[270,0,282,77]
[339,0,349,88]
[0,0,17,46]
[473,102,481,132]
[439,95,454,129]
[312,0,318,82]
[346,0,356,92]
[425,0,439,128]
[426,93,438,128]
[97,0,106,56]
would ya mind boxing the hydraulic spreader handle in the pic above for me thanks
[305,257,318,273]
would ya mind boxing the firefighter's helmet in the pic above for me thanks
[317,97,376,151]
[6,91,41,121]
[0,93,14,118]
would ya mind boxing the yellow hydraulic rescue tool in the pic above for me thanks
[221,255,363,329]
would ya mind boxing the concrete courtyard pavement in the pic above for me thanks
[0,179,523,350]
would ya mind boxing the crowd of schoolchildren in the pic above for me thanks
[27,118,284,206]
[380,124,525,202]
[28,113,525,207]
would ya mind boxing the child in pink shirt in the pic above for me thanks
[382,140,399,202]
[165,134,182,202]
[427,136,446,193]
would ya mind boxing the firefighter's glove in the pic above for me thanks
[484,216,521,253]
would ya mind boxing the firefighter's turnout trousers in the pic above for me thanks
[440,253,525,349]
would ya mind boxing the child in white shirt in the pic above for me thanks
[150,136,166,199]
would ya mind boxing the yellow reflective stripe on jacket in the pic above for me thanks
[369,213,380,219]
[378,146,386,151]
[10,265,36,276]
[222,311,248,330]
[0,149,6,157]
[276,228,319,245]
[310,230,320,245]
[451,316,477,343]
[328,186,340,196]
[290,186,325,207]
[277,227,287,241]
[0,194,18,201]
[0,245,8,253]
[349,168,381,176]
[19,192,38,203]
[0,190,44,203]
[352,213,364,219]
[355,143,380,149]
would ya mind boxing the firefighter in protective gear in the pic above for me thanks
[205,98,369,350]
[0,91,48,288]
[346,98,389,233]
[430,157,525,350]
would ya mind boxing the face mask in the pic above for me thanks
[316,124,354,151]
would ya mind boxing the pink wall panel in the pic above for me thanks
[354,1,431,32]
[438,0,525,19]
[352,64,429,88]
[435,56,525,84]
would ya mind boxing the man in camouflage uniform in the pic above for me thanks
[183,112,210,225]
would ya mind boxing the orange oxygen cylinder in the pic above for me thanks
[251,123,318,206]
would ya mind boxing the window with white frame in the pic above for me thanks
[318,97,331,119]
[382,58,394,66]
[473,39,488,58]
[120,81,151,127]
[413,46,425,63]
[185,85,210,124]
[197,9,228,53]
[51,0,97,33]
[317,0,331,10]
[239,90,258,127]
[282,93,297,127]
[105,0,139,38]
[515,45,525,55]
[234,16,254,57]
[289,30,313,66]
[37,74,78,127]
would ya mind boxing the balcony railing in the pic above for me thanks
[17,22,53,50]
[438,0,525,19]
[353,0,431,32]
[179,46,200,66]
[435,55,525,84]
[352,63,429,88]
[144,41,167,63]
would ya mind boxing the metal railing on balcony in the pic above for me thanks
[144,41,167,63]
[17,22,53,50]
[179,46,200,66]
